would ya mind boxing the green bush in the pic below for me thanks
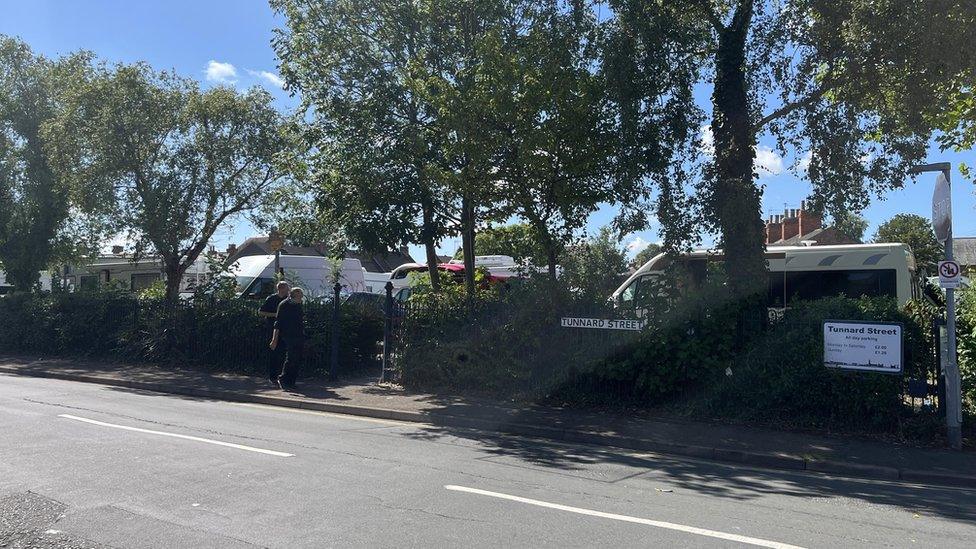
[0,291,383,378]
[957,285,976,417]
[689,297,930,434]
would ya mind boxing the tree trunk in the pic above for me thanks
[163,260,185,302]
[420,198,441,291]
[710,2,766,301]
[460,194,476,296]
[546,247,558,281]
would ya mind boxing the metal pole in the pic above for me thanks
[330,282,341,381]
[274,249,281,278]
[942,168,963,449]
[381,281,393,383]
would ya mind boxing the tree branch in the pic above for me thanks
[753,84,832,132]
[693,0,725,34]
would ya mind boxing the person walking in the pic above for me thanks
[258,281,290,385]
[269,287,305,391]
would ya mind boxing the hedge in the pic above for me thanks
[0,291,384,378]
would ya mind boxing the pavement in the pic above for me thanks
[2,372,976,548]
[1,354,974,490]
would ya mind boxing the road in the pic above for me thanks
[1,374,974,548]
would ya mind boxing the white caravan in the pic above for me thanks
[612,243,919,309]
[228,254,366,300]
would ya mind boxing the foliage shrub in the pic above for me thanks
[0,291,383,378]
[957,285,976,417]
[690,297,931,434]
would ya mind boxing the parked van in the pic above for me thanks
[227,254,366,300]
[612,243,919,309]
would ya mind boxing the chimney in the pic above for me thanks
[797,200,821,238]
[781,208,800,241]
[765,215,783,245]
[111,245,124,256]
[226,243,237,256]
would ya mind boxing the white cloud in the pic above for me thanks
[248,69,285,88]
[700,124,783,178]
[796,150,813,174]
[205,60,237,84]
[626,236,652,254]
[755,146,784,177]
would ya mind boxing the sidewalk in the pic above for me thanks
[2,354,974,488]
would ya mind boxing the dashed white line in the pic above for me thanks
[58,414,294,457]
[444,485,805,549]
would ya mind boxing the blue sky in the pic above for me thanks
[3,0,973,261]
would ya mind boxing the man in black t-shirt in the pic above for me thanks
[270,287,305,390]
[259,281,290,384]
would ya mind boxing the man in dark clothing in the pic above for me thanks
[259,281,290,385]
[270,287,305,390]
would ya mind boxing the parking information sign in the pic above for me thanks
[939,260,962,289]
[823,321,903,374]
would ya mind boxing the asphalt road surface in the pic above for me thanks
[2,374,975,548]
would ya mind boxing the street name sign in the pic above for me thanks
[823,320,903,374]
[561,317,645,331]
[939,260,962,289]
[932,172,952,243]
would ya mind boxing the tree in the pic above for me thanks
[47,64,288,300]
[560,227,629,302]
[271,0,462,292]
[484,1,629,280]
[0,36,93,291]
[606,1,967,301]
[630,242,662,270]
[468,223,550,265]
[830,211,868,243]
[873,214,942,274]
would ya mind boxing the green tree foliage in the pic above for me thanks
[469,224,550,265]
[560,227,629,301]
[271,0,463,292]
[0,36,93,291]
[630,242,662,270]
[606,1,970,300]
[873,214,942,274]
[477,1,624,280]
[46,64,288,301]
[830,211,869,243]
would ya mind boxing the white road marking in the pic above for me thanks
[444,485,805,549]
[228,402,412,426]
[58,414,294,457]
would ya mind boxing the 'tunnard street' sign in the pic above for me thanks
[561,317,645,331]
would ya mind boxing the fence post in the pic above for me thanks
[330,282,341,381]
[381,281,393,383]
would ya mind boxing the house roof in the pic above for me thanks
[226,236,414,273]
[771,227,859,247]
[954,237,976,266]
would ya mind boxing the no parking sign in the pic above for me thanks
[939,260,961,289]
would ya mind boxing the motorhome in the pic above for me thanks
[228,254,366,300]
[612,243,919,309]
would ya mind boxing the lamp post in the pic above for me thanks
[909,162,962,450]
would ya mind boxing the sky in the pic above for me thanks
[2,0,974,262]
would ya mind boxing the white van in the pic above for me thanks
[227,254,366,300]
[612,243,919,309]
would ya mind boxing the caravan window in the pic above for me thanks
[784,269,897,302]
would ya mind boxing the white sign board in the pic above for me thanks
[939,260,962,289]
[561,317,645,331]
[932,172,952,243]
[823,321,903,374]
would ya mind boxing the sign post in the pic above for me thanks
[915,163,962,450]
[269,228,285,277]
